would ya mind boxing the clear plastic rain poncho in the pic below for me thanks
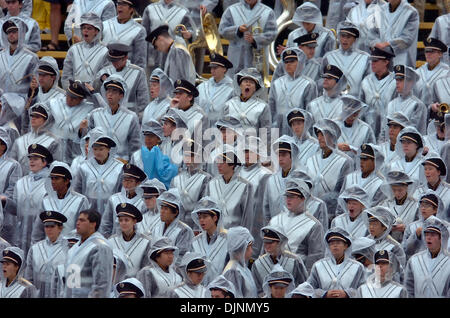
[390,66,427,135]
[206,274,238,298]
[112,249,131,286]
[380,170,417,202]
[99,73,128,106]
[406,215,450,298]
[150,68,174,99]
[148,236,179,266]
[355,143,385,176]
[177,252,210,285]
[283,177,312,211]
[191,196,224,232]
[286,108,316,142]
[366,249,402,288]
[156,188,184,220]
[226,226,254,264]
[141,119,164,145]
[260,224,289,253]
[351,236,376,264]
[337,185,370,215]
[239,134,269,163]
[233,67,265,99]
[270,135,301,171]
[393,125,424,160]
[28,102,56,135]
[142,68,173,124]
[418,151,447,187]
[287,281,315,298]
[139,178,167,200]
[363,206,396,242]
[279,47,307,80]
[0,93,25,140]
[262,264,296,298]
[114,278,146,298]
[417,189,446,221]
[312,118,342,149]
[0,246,36,297]
[322,227,354,261]
[338,95,368,122]
[293,2,323,26]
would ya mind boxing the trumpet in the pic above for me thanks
[438,103,449,116]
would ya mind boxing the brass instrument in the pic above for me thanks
[186,13,223,84]
[251,23,270,88]
[438,103,449,117]
[268,0,296,72]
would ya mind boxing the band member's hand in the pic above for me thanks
[422,146,429,156]
[416,226,422,238]
[200,5,207,16]
[170,97,180,108]
[244,32,254,43]
[0,195,6,202]
[337,143,351,152]
[239,24,248,33]
[392,224,405,232]
[84,82,94,93]
[277,44,286,55]
[430,102,440,113]
[79,119,88,130]
[72,35,81,44]
[30,76,39,90]
[181,31,192,40]
[375,42,389,49]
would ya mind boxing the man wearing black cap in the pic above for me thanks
[171,139,212,229]
[306,64,346,123]
[416,37,449,106]
[380,170,419,244]
[307,228,366,298]
[206,145,254,230]
[171,78,208,135]
[404,215,450,297]
[0,0,41,52]
[0,246,37,298]
[86,74,141,161]
[4,144,53,255]
[142,68,172,124]
[145,24,196,84]
[159,107,189,165]
[50,80,94,164]
[63,208,114,298]
[26,57,65,126]
[190,197,228,286]
[100,163,147,238]
[0,17,38,97]
[94,42,150,117]
[136,178,167,236]
[101,0,147,69]
[322,21,370,98]
[269,48,317,136]
[10,102,61,175]
[415,153,450,214]
[390,127,425,183]
[141,0,196,72]
[387,65,427,135]
[63,0,116,44]
[30,161,89,244]
[25,211,69,298]
[115,277,145,298]
[360,46,397,141]
[73,127,124,215]
[340,143,386,209]
[252,225,308,297]
[152,188,194,267]
[61,12,110,90]
[370,0,419,67]
[269,177,325,272]
[357,250,407,298]
[197,53,234,126]
[108,203,152,277]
